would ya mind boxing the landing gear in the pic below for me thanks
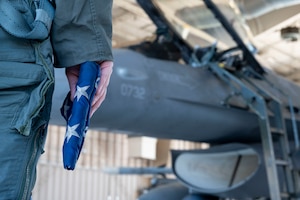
[183,194,219,200]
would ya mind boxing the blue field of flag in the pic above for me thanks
[61,61,100,170]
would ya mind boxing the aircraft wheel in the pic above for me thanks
[138,182,188,200]
[183,194,219,200]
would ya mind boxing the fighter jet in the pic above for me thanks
[50,0,300,199]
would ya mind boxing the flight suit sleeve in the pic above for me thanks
[51,0,113,68]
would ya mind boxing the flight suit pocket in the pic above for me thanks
[0,61,53,136]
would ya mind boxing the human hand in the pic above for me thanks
[92,61,113,116]
[65,61,113,117]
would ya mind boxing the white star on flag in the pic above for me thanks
[65,124,80,142]
[74,85,90,101]
[95,77,100,89]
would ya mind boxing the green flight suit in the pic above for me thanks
[0,0,112,199]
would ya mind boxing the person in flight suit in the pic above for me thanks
[0,0,113,199]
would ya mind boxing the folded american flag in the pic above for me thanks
[61,61,100,170]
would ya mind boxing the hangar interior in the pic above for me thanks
[113,0,300,84]
[33,0,300,199]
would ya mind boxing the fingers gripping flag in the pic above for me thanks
[61,61,100,170]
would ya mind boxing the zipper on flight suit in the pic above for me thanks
[17,125,46,200]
